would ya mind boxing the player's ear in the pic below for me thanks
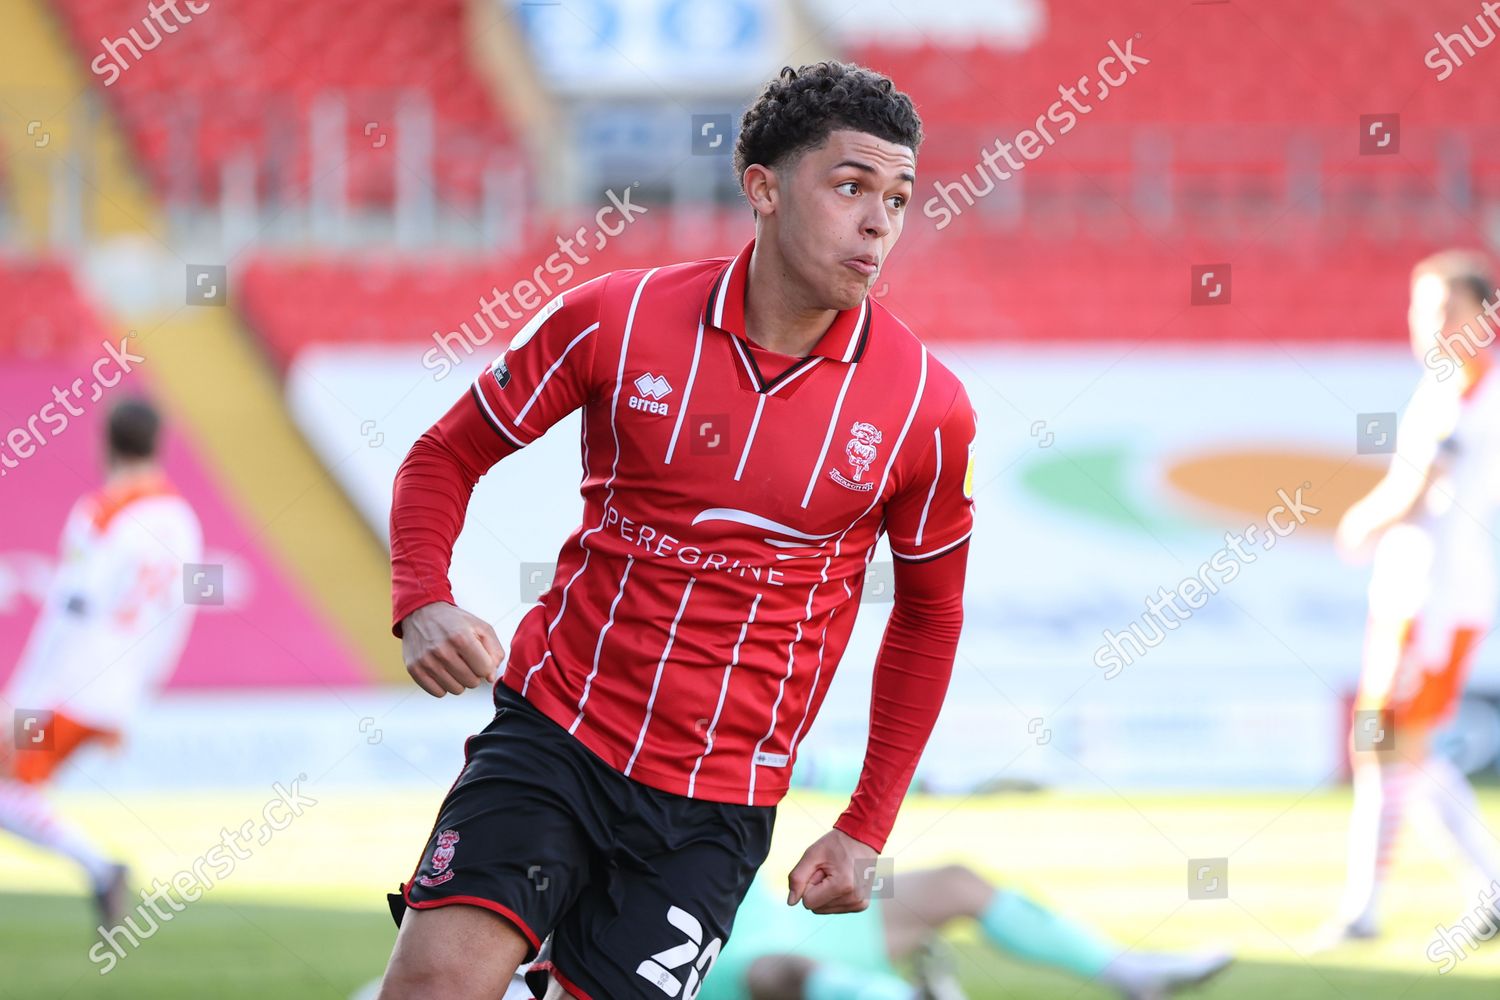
[743,164,777,217]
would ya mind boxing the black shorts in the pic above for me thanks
[387,683,777,999]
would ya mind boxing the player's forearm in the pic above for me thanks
[390,433,473,633]
[834,549,967,852]
[1353,461,1440,537]
[390,395,517,636]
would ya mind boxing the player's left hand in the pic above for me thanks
[786,827,880,913]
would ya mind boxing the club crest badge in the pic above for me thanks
[830,421,882,492]
[417,829,460,887]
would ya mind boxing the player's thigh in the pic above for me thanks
[389,694,608,969]
[544,804,774,999]
[379,903,530,1000]
[1355,614,1415,707]
[878,864,993,961]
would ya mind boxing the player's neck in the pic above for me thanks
[105,460,161,489]
[742,246,838,358]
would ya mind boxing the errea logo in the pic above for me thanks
[629,372,672,415]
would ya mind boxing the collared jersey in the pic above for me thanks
[469,240,977,806]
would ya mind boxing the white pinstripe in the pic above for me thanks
[733,393,767,481]
[625,577,696,776]
[569,556,634,734]
[841,300,868,362]
[687,593,762,797]
[785,542,879,762]
[522,269,657,692]
[473,378,527,449]
[801,361,860,507]
[913,425,943,546]
[746,349,932,800]
[713,247,748,328]
[663,319,706,465]
[515,321,601,429]
[521,547,589,695]
[748,579,820,804]
[729,336,759,386]
[784,606,836,764]
[850,348,930,528]
[891,529,972,562]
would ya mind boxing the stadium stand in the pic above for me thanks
[49,0,516,206]
[0,259,107,358]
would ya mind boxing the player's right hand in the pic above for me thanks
[400,602,505,697]
[1334,504,1375,562]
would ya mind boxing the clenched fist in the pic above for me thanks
[400,602,505,697]
[786,827,882,914]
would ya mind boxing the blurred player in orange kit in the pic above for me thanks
[0,397,203,926]
[1328,250,1500,940]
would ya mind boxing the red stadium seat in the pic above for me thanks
[0,260,109,359]
[52,0,516,209]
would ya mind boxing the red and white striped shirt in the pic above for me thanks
[392,239,976,850]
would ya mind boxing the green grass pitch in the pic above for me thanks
[2,787,1498,997]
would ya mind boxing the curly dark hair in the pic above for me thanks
[733,61,923,186]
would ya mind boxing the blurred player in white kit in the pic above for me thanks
[1330,250,1500,939]
[0,398,202,925]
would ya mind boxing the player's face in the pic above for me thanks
[1407,272,1482,363]
[778,129,915,311]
